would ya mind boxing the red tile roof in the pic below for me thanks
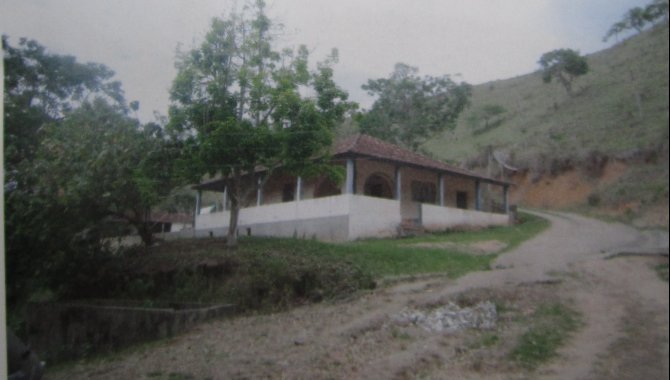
[195,134,510,190]
[334,134,508,185]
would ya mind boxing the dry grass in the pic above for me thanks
[424,25,668,225]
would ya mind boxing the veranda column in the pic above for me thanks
[256,176,263,206]
[345,158,356,194]
[296,176,303,201]
[394,166,402,200]
[438,173,445,206]
[475,180,482,211]
[503,184,509,214]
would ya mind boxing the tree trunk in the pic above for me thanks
[557,72,573,96]
[226,175,241,248]
[137,208,155,248]
[227,200,239,248]
[138,223,154,247]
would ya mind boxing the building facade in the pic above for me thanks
[193,134,511,241]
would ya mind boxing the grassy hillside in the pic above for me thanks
[425,24,669,227]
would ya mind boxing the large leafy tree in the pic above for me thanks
[3,35,125,172]
[3,37,181,306]
[3,36,128,304]
[538,49,589,96]
[358,63,471,151]
[35,99,183,247]
[168,0,352,247]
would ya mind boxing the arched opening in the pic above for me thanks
[314,178,341,198]
[363,173,394,199]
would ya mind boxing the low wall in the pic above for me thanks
[244,215,350,242]
[196,195,349,229]
[194,194,402,242]
[421,204,509,231]
[27,301,235,362]
[349,195,402,240]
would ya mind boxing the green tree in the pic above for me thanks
[35,99,183,246]
[538,49,589,96]
[4,37,183,308]
[3,36,125,171]
[3,36,129,305]
[168,0,352,247]
[358,63,471,151]
[604,0,669,41]
[645,0,669,23]
[628,6,651,32]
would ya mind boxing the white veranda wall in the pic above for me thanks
[195,194,402,241]
[348,196,402,239]
[421,203,509,231]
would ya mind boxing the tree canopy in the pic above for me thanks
[35,99,183,246]
[168,0,353,246]
[604,0,669,41]
[3,35,125,172]
[3,36,183,307]
[538,49,589,96]
[358,63,471,151]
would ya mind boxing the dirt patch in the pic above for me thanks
[510,161,629,209]
[49,283,567,380]
[600,160,629,183]
[511,169,595,208]
[408,240,507,255]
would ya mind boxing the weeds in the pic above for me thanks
[511,302,581,369]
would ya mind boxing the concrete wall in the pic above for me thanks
[348,195,402,240]
[421,203,509,231]
[27,301,235,362]
[195,194,403,241]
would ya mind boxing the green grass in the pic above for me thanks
[426,25,668,165]
[511,302,582,369]
[336,211,549,278]
[422,25,669,225]
[110,212,548,307]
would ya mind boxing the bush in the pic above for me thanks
[49,237,375,312]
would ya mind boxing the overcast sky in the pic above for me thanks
[2,0,646,122]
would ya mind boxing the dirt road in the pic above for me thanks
[52,211,669,380]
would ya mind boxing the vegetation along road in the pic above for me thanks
[50,210,669,380]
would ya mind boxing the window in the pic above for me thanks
[456,191,468,209]
[411,181,436,203]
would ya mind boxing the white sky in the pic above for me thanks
[2,0,646,122]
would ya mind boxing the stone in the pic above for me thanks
[391,301,497,333]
